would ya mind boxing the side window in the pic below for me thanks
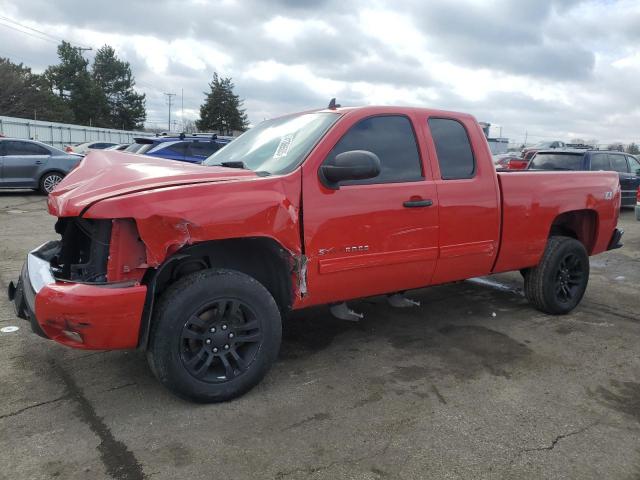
[609,154,629,173]
[325,115,422,184]
[590,153,610,171]
[428,118,475,179]
[164,142,188,156]
[4,141,48,156]
[188,141,220,158]
[0,142,5,156]
[627,156,640,174]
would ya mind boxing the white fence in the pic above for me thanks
[0,115,147,149]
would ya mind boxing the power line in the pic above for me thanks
[0,20,59,44]
[0,15,64,43]
[0,15,92,50]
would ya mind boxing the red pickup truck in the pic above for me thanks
[9,105,623,402]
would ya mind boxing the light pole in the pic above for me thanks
[164,92,176,132]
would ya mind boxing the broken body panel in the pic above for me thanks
[12,106,622,351]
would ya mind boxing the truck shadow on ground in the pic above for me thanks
[13,278,537,405]
[279,279,535,384]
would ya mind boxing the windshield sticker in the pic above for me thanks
[273,134,294,159]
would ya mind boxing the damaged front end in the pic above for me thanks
[9,217,147,350]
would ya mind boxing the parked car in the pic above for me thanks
[127,134,232,163]
[636,186,640,221]
[65,141,118,154]
[10,105,622,402]
[528,149,640,207]
[0,138,82,193]
[493,154,529,170]
[104,143,130,151]
[521,140,566,161]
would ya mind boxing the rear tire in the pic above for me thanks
[39,171,64,194]
[524,236,589,315]
[147,269,282,403]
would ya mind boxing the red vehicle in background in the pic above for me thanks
[494,154,529,170]
[521,140,566,162]
[9,104,623,402]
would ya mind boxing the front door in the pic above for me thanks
[301,113,439,307]
[1,140,50,187]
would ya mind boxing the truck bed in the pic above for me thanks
[493,170,621,273]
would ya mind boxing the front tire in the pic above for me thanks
[147,269,282,402]
[524,236,589,315]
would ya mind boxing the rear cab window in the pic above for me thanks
[427,118,475,179]
[529,152,584,170]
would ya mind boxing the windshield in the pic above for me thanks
[529,153,584,170]
[203,112,339,174]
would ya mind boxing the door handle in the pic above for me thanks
[35,161,43,164]
[403,199,433,208]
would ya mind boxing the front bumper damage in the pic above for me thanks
[8,241,147,350]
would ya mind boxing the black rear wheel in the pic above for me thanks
[524,236,589,315]
[147,269,282,402]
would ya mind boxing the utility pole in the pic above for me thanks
[181,88,184,132]
[164,92,176,132]
[524,130,528,146]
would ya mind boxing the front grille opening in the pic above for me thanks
[52,218,112,282]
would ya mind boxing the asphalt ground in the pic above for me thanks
[1,191,638,480]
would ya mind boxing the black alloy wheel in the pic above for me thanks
[180,299,262,382]
[554,253,586,304]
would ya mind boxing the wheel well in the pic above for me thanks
[151,237,294,311]
[549,209,598,254]
[138,237,295,349]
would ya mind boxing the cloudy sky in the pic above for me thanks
[0,0,639,144]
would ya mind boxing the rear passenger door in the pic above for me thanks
[424,117,501,284]
[609,153,635,206]
[1,140,50,187]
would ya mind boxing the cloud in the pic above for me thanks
[0,0,639,142]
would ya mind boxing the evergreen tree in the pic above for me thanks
[44,41,109,127]
[92,45,146,129]
[0,58,73,123]
[625,142,639,155]
[197,73,248,134]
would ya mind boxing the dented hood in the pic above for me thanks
[48,150,258,217]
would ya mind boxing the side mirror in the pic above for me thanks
[319,150,381,189]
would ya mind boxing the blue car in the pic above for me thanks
[528,149,640,207]
[124,134,232,164]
